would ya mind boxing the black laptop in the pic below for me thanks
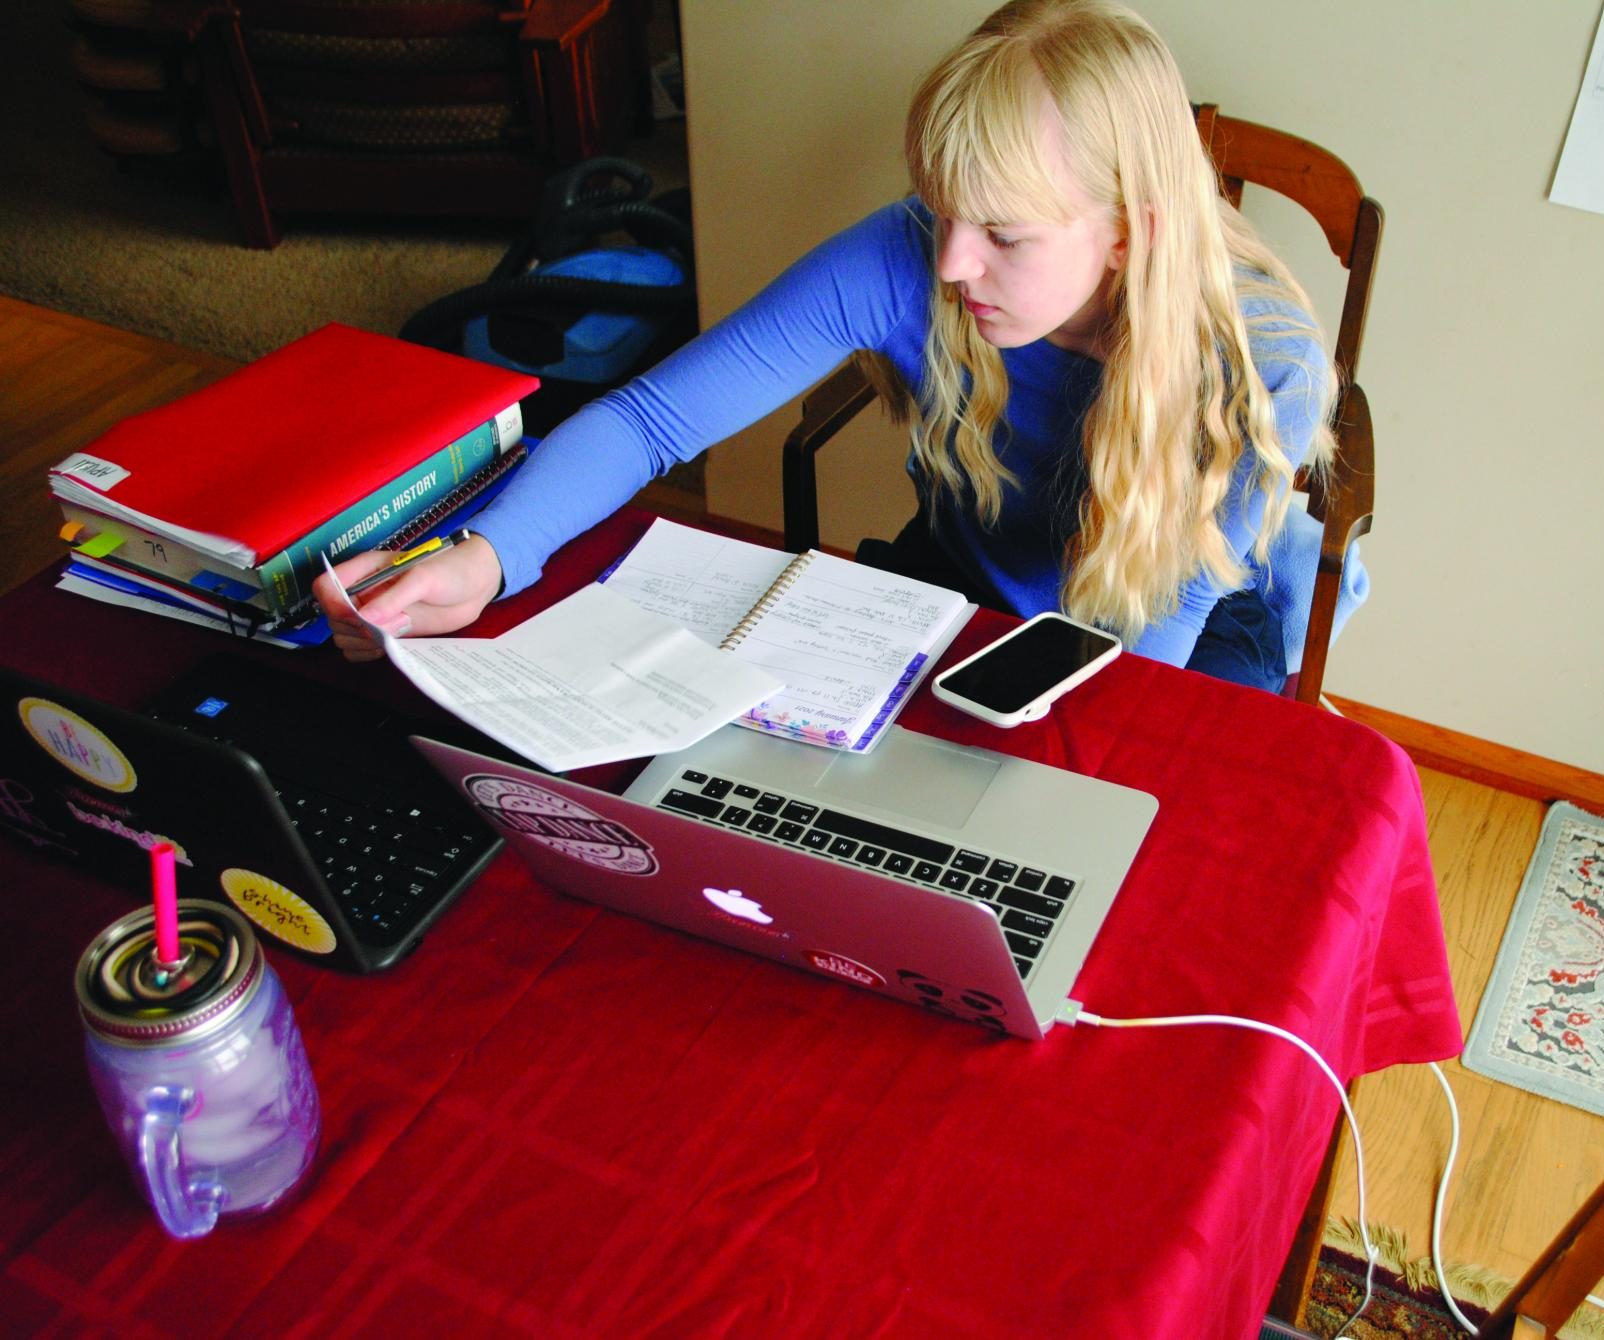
[0,654,504,972]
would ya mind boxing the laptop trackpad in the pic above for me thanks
[814,735,1000,829]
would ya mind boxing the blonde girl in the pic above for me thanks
[318,0,1346,692]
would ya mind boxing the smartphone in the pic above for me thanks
[931,612,1121,728]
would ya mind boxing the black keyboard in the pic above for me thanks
[145,659,497,948]
[269,775,483,945]
[651,766,1079,980]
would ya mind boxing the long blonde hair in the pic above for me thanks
[882,0,1335,640]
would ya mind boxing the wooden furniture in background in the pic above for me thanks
[781,104,1381,710]
[66,0,213,164]
[112,0,654,248]
[63,1,666,249]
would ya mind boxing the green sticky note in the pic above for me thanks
[78,532,124,558]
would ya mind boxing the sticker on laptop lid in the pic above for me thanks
[18,697,137,793]
[53,452,131,491]
[464,773,657,875]
[0,778,78,855]
[220,867,337,954]
[803,950,886,989]
[896,969,1008,1032]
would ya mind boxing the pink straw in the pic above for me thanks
[150,842,179,964]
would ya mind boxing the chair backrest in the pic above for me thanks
[190,0,648,248]
[1192,104,1381,385]
[781,104,1381,706]
[1191,105,1382,703]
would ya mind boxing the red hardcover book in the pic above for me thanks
[49,324,539,566]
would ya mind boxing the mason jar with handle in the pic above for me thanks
[76,899,320,1238]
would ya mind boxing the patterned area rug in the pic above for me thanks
[1463,801,1604,1115]
[1306,1247,1488,1338]
[1305,1219,1604,1340]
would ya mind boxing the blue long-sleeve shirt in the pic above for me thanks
[472,198,1337,668]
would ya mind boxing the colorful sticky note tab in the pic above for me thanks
[78,532,124,558]
[191,571,259,602]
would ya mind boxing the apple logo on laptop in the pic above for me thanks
[702,886,773,925]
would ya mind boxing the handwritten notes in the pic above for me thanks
[601,519,974,752]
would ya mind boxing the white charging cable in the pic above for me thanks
[1064,1016,1600,1336]
[1426,1061,1604,1333]
[1427,1061,1483,1333]
[1070,1005,1378,1337]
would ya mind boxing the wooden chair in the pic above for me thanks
[1479,1178,1604,1338]
[781,105,1382,707]
[181,0,651,248]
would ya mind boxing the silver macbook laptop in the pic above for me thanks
[412,725,1157,1039]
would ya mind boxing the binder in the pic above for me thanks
[58,443,532,649]
[49,323,540,567]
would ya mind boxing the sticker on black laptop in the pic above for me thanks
[0,778,78,855]
[464,774,657,875]
[896,969,1009,1033]
[17,696,137,793]
[221,867,338,954]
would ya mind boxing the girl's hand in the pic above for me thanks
[311,534,504,663]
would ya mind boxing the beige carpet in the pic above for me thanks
[0,6,689,365]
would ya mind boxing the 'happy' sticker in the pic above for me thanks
[18,697,136,793]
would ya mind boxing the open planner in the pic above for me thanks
[601,518,975,752]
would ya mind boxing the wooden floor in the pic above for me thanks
[4,294,1601,1314]
[0,297,239,600]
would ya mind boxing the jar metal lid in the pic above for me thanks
[76,899,263,1046]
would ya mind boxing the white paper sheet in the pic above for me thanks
[598,520,793,645]
[1551,5,1604,215]
[56,573,310,649]
[321,559,783,771]
[599,517,975,751]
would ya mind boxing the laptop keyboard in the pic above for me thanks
[270,776,483,945]
[147,680,492,949]
[651,766,1079,980]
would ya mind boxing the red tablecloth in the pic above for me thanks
[0,510,1461,1339]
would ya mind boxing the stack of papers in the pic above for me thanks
[323,517,974,770]
[325,561,782,772]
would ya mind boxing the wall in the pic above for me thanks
[678,0,1604,774]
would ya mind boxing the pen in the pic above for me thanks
[344,528,472,598]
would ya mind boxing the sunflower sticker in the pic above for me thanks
[220,867,338,954]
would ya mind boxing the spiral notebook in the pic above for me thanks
[600,518,975,753]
